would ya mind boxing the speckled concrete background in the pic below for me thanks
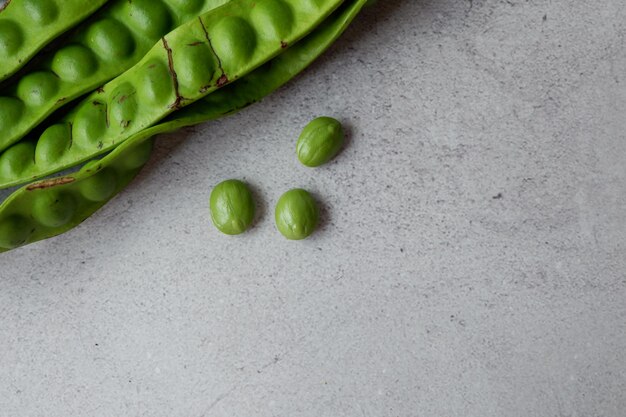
[1,1,626,416]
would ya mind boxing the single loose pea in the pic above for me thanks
[275,189,319,240]
[210,180,255,235]
[296,117,344,167]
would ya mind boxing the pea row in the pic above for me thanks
[0,0,110,81]
[0,0,231,152]
[0,0,367,251]
[0,0,345,190]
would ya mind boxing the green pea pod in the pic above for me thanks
[0,0,346,189]
[0,0,110,81]
[0,0,232,152]
[0,0,367,252]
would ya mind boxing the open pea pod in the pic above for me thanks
[0,0,368,252]
[0,0,346,189]
[0,0,110,81]
[0,0,232,151]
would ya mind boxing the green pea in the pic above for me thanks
[250,0,294,40]
[209,16,257,71]
[0,97,24,132]
[275,189,319,240]
[79,168,117,202]
[210,180,255,235]
[109,82,138,130]
[17,71,60,106]
[296,117,344,167]
[86,19,135,60]
[35,123,72,164]
[0,20,23,57]
[51,44,98,81]
[0,142,35,179]
[117,139,153,170]
[123,0,172,38]
[23,0,59,25]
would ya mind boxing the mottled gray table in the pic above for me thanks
[2,1,625,416]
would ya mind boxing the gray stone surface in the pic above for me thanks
[2,1,626,416]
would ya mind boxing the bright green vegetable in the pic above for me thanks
[0,0,368,252]
[275,189,319,240]
[0,0,110,81]
[210,179,255,235]
[296,116,344,167]
[0,140,153,251]
[0,0,232,152]
[0,0,346,189]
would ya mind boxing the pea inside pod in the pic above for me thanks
[296,116,345,167]
[0,0,110,81]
